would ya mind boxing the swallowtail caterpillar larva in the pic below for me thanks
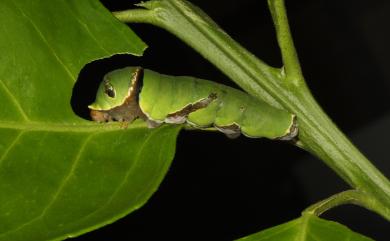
[88,67,298,140]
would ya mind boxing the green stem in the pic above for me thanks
[303,190,383,217]
[267,0,390,220]
[113,0,390,220]
[267,0,303,85]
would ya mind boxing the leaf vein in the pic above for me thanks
[0,134,95,237]
[0,79,29,121]
[295,215,309,241]
[66,128,161,226]
[11,2,76,82]
[40,134,95,216]
[0,131,24,168]
[66,9,111,56]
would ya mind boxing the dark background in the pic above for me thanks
[71,0,390,240]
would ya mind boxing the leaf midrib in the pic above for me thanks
[0,120,147,133]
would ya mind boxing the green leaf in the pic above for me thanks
[236,214,373,241]
[0,0,180,240]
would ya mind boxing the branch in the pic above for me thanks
[114,0,390,220]
[267,0,304,85]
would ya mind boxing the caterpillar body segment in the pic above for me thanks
[89,67,298,140]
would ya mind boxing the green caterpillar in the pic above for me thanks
[88,67,297,140]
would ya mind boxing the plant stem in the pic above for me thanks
[267,0,303,85]
[113,0,390,220]
[267,0,390,220]
[303,190,383,217]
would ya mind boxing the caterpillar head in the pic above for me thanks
[88,67,143,122]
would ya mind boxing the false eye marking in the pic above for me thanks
[104,81,116,98]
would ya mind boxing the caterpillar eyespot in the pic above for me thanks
[88,67,298,140]
[104,81,116,98]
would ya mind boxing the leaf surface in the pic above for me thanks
[237,214,373,241]
[0,0,180,240]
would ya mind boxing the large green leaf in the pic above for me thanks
[0,0,180,240]
[237,213,373,241]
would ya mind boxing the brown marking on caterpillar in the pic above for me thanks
[165,93,218,124]
[90,109,112,122]
[275,115,298,141]
[90,67,146,123]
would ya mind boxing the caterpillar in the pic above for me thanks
[88,67,298,140]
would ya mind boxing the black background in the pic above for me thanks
[71,0,390,240]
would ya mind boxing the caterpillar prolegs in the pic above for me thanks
[88,67,298,140]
